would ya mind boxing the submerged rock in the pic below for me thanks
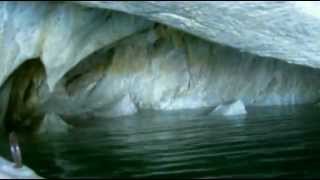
[37,113,70,134]
[210,100,247,116]
[93,94,138,118]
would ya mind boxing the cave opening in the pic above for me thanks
[2,58,48,134]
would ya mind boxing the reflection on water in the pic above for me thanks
[1,105,320,178]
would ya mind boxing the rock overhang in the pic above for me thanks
[0,1,320,132]
[75,1,320,70]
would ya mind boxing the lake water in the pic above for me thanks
[0,105,320,178]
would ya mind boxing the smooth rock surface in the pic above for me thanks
[5,23,317,127]
[0,1,320,130]
[77,1,320,70]
[93,95,138,118]
[42,25,320,118]
[0,157,42,179]
[210,100,247,116]
[0,1,153,91]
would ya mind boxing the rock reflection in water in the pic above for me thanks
[0,105,319,178]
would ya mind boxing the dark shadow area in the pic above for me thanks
[4,58,48,133]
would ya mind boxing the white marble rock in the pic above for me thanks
[210,100,247,116]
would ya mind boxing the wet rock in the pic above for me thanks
[37,113,70,134]
[210,100,247,116]
[93,94,138,118]
[0,157,42,179]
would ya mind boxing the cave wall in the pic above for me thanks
[77,1,320,70]
[0,79,11,130]
[0,1,153,91]
[41,25,320,122]
[0,1,320,131]
[3,59,47,132]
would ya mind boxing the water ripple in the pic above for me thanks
[1,105,319,178]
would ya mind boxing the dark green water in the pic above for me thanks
[1,105,320,178]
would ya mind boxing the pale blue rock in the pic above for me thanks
[37,113,71,134]
[0,1,319,131]
[0,157,42,179]
[77,1,320,70]
[210,100,247,116]
[92,94,138,118]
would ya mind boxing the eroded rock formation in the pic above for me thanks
[77,1,320,69]
[0,1,319,132]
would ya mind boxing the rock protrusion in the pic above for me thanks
[210,100,247,116]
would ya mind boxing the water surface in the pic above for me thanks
[0,105,320,178]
